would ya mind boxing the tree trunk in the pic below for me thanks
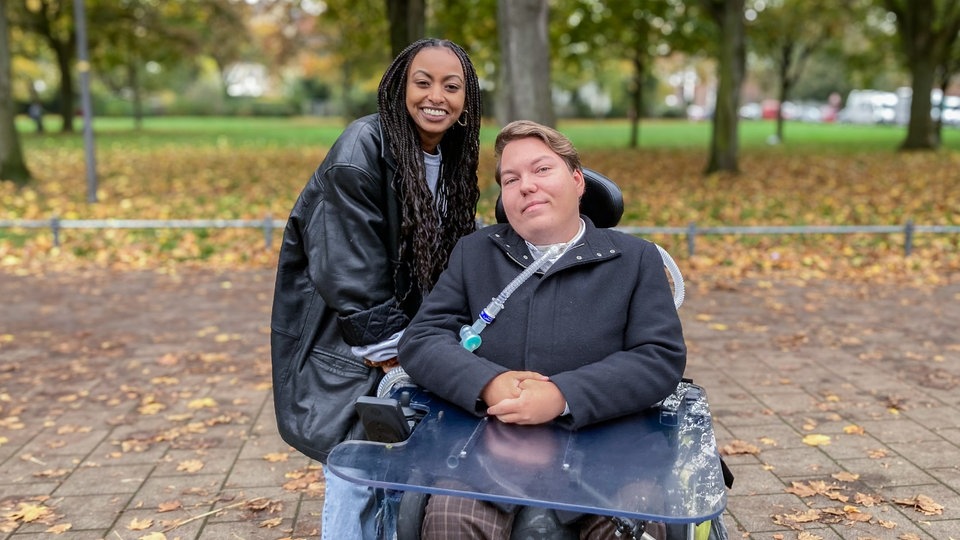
[496,0,555,127]
[884,0,960,150]
[901,47,938,149]
[704,0,745,175]
[774,43,792,144]
[53,39,75,133]
[628,56,644,149]
[0,3,31,185]
[128,60,143,130]
[386,0,425,58]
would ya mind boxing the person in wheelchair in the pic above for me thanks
[398,120,686,539]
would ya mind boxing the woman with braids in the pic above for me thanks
[270,38,482,539]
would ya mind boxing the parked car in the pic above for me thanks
[837,90,898,125]
[739,102,762,120]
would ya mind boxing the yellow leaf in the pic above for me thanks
[802,434,831,446]
[139,533,167,540]
[263,452,290,462]
[128,517,153,531]
[187,397,218,409]
[10,502,53,523]
[843,424,865,435]
[176,459,204,473]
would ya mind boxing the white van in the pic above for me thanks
[837,90,898,125]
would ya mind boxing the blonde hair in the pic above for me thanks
[494,120,581,184]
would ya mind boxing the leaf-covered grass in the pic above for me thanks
[3,117,959,285]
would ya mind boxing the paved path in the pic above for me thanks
[1,269,958,539]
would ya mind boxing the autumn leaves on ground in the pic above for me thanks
[1,129,959,539]
[1,140,958,284]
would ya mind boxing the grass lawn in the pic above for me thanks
[16,114,960,153]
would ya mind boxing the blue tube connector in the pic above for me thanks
[458,244,562,351]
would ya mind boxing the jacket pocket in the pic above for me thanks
[274,346,379,463]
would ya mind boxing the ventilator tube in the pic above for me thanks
[460,244,563,351]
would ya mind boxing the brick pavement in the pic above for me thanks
[1,269,958,539]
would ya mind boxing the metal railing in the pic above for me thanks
[0,217,957,256]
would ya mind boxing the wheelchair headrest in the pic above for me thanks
[495,167,624,229]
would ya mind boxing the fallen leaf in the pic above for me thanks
[187,397,218,409]
[157,500,182,513]
[176,459,204,473]
[259,517,283,528]
[893,494,944,516]
[263,452,289,462]
[127,517,153,531]
[9,502,54,523]
[719,440,760,455]
[843,424,865,435]
[832,471,859,482]
[45,523,72,534]
[854,492,883,506]
[802,434,831,446]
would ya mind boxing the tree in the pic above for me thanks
[89,1,251,126]
[9,0,76,133]
[386,0,425,57]
[319,0,391,120]
[1,1,31,185]
[497,0,555,126]
[701,0,746,174]
[555,0,701,148]
[747,0,846,143]
[882,0,960,150]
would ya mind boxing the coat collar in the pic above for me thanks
[485,216,622,273]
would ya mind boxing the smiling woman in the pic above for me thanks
[404,47,468,153]
[269,38,483,540]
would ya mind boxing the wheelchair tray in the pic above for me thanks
[326,385,726,524]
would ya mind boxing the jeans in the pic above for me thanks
[322,466,400,540]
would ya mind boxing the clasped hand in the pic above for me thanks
[481,370,566,425]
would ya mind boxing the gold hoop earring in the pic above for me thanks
[457,112,468,127]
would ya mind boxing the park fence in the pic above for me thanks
[1,216,958,257]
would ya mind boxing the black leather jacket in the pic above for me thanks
[270,114,421,461]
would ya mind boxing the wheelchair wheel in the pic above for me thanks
[396,491,429,540]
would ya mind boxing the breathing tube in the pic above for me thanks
[655,244,685,309]
[459,244,565,351]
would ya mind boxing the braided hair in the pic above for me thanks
[378,39,482,295]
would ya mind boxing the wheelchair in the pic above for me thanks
[331,169,730,540]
